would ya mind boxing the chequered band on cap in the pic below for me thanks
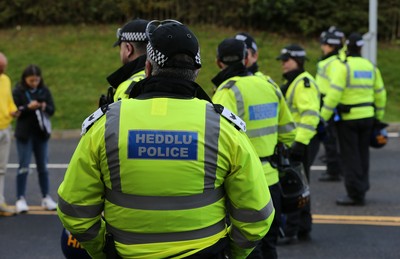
[281,49,306,57]
[147,42,202,68]
[121,32,147,42]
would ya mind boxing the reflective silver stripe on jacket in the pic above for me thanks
[279,122,296,134]
[246,125,277,138]
[204,103,220,189]
[105,101,122,191]
[72,220,102,242]
[58,196,104,218]
[105,186,224,210]
[230,225,259,248]
[228,198,274,223]
[297,122,316,132]
[222,82,245,118]
[106,218,226,244]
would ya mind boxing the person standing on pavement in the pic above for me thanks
[320,33,387,206]
[99,18,149,105]
[12,64,57,213]
[58,20,275,259]
[276,44,321,244]
[212,38,297,259]
[316,30,345,182]
[0,52,20,217]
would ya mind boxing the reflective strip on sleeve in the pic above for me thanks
[297,123,316,132]
[278,122,296,134]
[105,186,224,210]
[347,84,373,89]
[322,104,335,111]
[105,102,122,191]
[301,110,319,117]
[246,125,277,138]
[230,225,259,248]
[330,84,344,91]
[107,218,226,244]
[228,198,274,223]
[375,87,385,93]
[71,220,102,242]
[58,196,103,218]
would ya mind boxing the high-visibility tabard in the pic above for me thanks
[128,130,198,160]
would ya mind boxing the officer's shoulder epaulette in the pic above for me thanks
[81,106,108,136]
[124,81,137,95]
[303,77,310,88]
[213,104,246,132]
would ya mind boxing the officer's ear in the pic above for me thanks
[216,59,225,70]
[145,60,152,78]
[126,43,134,57]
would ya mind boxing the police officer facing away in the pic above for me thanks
[276,44,321,244]
[316,30,345,182]
[320,33,387,206]
[100,18,149,105]
[58,20,275,259]
[212,38,296,259]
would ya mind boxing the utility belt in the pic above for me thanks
[336,102,374,114]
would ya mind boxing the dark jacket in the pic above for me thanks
[12,83,55,140]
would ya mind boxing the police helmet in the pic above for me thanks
[320,31,343,48]
[61,228,91,259]
[370,120,389,148]
[279,162,310,214]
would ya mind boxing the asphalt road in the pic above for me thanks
[1,133,399,259]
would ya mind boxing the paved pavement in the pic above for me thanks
[0,128,399,258]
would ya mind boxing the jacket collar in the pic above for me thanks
[106,54,147,88]
[129,76,212,102]
[211,62,251,87]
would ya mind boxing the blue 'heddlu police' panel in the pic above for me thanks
[249,102,277,121]
[128,130,198,160]
[353,71,372,79]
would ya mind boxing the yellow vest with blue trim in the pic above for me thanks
[58,97,274,259]
[212,75,296,186]
[321,56,386,121]
[113,70,145,101]
[284,71,320,145]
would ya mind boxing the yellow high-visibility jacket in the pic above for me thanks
[283,71,320,145]
[212,74,296,186]
[58,78,274,259]
[321,56,387,121]
[113,70,145,101]
[316,54,343,96]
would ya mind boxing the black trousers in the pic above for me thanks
[185,237,228,259]
[336,118,374,200]
[247,183,281,259]
[284,135,320,237]
[323,118,343,176]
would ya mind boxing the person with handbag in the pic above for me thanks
[12,64,57,213]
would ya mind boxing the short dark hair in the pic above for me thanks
[148,53,198,81]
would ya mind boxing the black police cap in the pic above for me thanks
[147,21,201,69]
[113,19,149,47]
[234,32,258,52]
[276,44,308,61]
[346,32,364,47]
[217,38,247,64]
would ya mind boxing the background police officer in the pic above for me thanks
[320,32,387,206]
[212,38,296,259]
[58,20,275,258]
[100,18,149,105]
[276,44,320,244]
[316,30,345,182]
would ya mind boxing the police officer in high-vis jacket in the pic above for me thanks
[320,33,387,206]
[100,18,149,105]
[58,20,275,259]
[316,30,345,182]
[212,38,296,259]
[276,44,321,244]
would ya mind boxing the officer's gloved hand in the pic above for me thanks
[290,141,307,162]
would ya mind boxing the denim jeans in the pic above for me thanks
[0,126,12,204]
[16,135,50,199]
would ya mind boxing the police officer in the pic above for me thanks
[212,38,296,259]
[276,44,321,244]
[316,30,345,182]
[58,20,275,259]
[320,32,387,206]
[100,18,149,105]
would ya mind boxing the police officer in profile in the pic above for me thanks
[316,30,345,182]
[276,44,321,244]
[320,32,387,206]
[99,18,149,105]
[58,20,275,259]
[212,38,296,259]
